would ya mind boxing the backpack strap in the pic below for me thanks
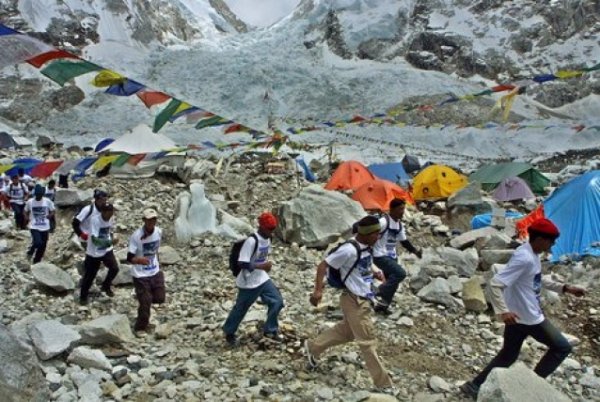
[340,239,363,285]
[249,233,259,260]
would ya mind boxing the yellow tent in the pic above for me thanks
[412,165,468,200]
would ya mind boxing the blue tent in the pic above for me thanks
[95,138,114,153]
[544,170,600,261]
[368,162,410,185]
[471,211,524,229]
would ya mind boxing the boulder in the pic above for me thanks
[31,262,75,292]
[0,324,49,402]
[177,158,215,184]
[54,188,93,207]
[447,182,484,208]
[417,278,461,308]
[218,209,253,237]
[277,185,365,248]
[434,247,478,277]
[159,245,181,265]
[67,346,112,371]
[450,226,499,249]
[482,232,514,250]
[462,277,488,312]
[0,239,10,253]
[478,362,570,401]
[0,219,12,235]
[480,249,514,270]
[96,264,132,285]
[9,312,47,347]
[28,320,81,360]
[79,314,133,345]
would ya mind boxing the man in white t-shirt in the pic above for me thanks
[17,168,34,190]
[24,184,55,263]
[372,198,422,315]
[6,174,29,229]
[0,174,11,211]
[222,212,284,347]
[127,208,165,333]
[79,203,120,305]
[306,215,394,391]
[461,218,586,398]
[72,189,109,244]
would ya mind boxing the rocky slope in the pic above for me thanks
[0,148,598,401]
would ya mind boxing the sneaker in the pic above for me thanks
[263,332,284,343]
[460,381,479,399]
[101,286,115,297]
[79,297,89,306]
[304,340,318,369]
[373,304,392,316]
[225,333,239,348]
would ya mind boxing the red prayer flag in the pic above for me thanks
[137,91,171,108]
[491,84,516,92]
[127,154,146,166]
[27,50,79,68]
[30,161,63,178]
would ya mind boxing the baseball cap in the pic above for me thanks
[94,188,109,199]
[143,208,158,219]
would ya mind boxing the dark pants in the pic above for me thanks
[10,202,25,230]
[28,229,49,264]
[223,279,284,336]
[472,319,572,387]
[49,216,56,233]
[133,271,166,331]
[373,256,407,305]
[80,251,119,300]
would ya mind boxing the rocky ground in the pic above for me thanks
[0,149,599,402]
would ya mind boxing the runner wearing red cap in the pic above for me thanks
[461,218,586,398]
[222,212,284,347]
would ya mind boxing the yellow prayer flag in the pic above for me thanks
[0,164,14,174]
[554,70,583,79]
[91,70,126,87]
[93,155,120,170]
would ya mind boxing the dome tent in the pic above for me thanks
[412,164,468,200]
[325,160,375,191]
[351,179,414,212]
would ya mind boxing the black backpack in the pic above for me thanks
[228,234,259,277]
[326,239,362,289]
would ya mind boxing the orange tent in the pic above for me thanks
[352,179,414,211]
[325,160,375,191]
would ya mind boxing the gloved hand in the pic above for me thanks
[80,232,89,241]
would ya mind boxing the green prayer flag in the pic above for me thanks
[40,59,103,86]
[195,115,232,129]
[153,98,182,132]
[111,153,131,168]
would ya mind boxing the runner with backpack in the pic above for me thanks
[222,212,284,347]
[305,215,395,392]
[6,174,29,229]
[372,198,422,315]
[72,189,109,245]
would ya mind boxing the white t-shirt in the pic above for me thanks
[19,174,33,186]
[495,242,544,325]
[6,182,28,205]
[236,232,271,289]
[76,204,101,236]
[326,239,375,299]
[44,187,56,201]
[128,227,162,278]
[24,198,55,232]
[86,215,114,258]
[372,215,407,258]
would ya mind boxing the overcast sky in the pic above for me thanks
[224,0,301,27]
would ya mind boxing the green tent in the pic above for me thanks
[469,162,550,194]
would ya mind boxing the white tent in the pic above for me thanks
[100,124,185,178]
[102,124,177,154]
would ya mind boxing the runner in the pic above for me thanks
[24,184,55,263]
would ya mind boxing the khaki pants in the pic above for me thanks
[308,292,393,388]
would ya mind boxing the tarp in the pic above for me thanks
[518,171,600,262]
[325,160,375,191]
[402,154,421,174]
[295,156,315,182]
[470,162,550,194]
[368,162,410,185]
[94,138,114,153]
[102,124,177,154]
[352,179,414,211]
[0,132,17,149]
[471,211,525,229]
[492,176,535,202]
[412,165,468,200]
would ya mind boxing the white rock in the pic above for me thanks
[67,346,112,371]
[28,320,81,360]
[31,262,75,292]
[428,376,451,392]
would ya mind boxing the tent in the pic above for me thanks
[469,162,550,194]
[412,165,468,200]
[492,176,535,202]
[352,179,414,211]
[325,160,375,191]
[99,124,184,178]
[401,154,421,174]
[0,132,17,149]
[94,138,114,153]
[368,162,410,185]
[517,170,600,262]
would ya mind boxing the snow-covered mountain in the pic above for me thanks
[0,0,598,163]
